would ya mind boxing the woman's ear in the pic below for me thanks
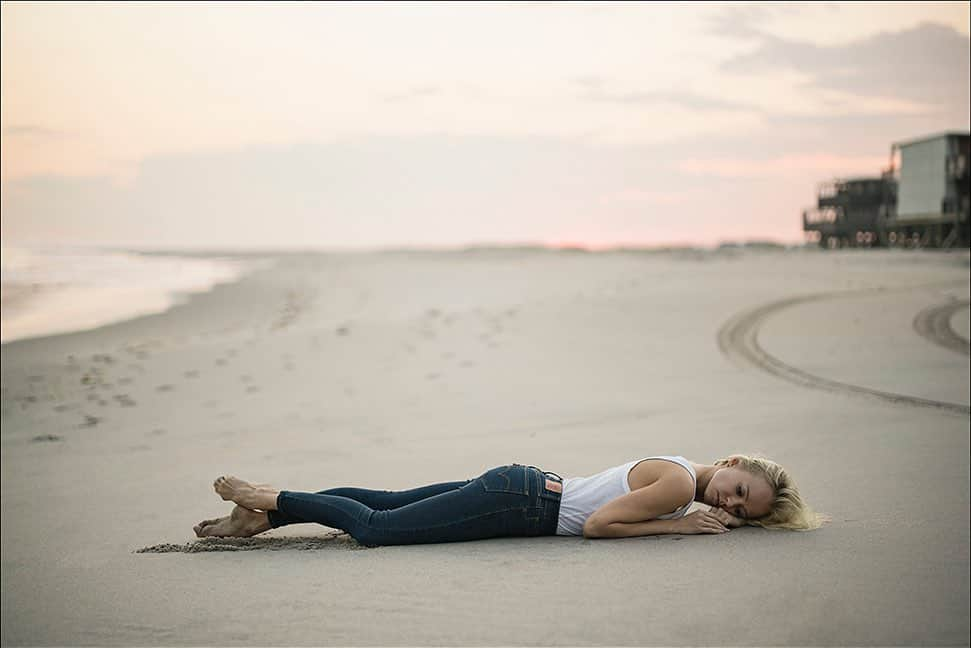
[728,456,740,466]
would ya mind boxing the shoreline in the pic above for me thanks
[1,247,269,345]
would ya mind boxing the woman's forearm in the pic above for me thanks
[583,518,680,538]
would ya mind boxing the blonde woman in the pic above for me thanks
[194,455,825,545]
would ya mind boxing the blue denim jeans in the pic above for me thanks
[267,464,563,546]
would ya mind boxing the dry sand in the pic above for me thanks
[1,247,968,646]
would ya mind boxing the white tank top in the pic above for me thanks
[555,456,697,536]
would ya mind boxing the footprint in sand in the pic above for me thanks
[32,434,63,443]
[53,403,79,412]
[118,377,133,386]
[80,415,101,428]
[156,384,175,393]
[113,394,137,407]
[184,370,199,378]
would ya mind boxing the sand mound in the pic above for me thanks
[135,532,366,553]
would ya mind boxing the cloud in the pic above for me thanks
[708,3,806,40]
[676,153,890,179]
[599,189,688,206]
[593,90,754,113]
[575,78,756,113]
[383,84,444,103]
[3,124,71,138]
[721,22,971,110]
[1,134,799,249]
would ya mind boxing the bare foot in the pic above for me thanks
[213,475,279,510]
[193,516,223,537]
[193,505,271,538]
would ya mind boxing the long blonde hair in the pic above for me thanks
[715,454,827,530]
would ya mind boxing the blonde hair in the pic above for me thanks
[714,454,827,530]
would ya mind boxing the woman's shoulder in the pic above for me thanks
[628,456,695,494]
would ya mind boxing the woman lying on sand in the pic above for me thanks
[194,454,824,545]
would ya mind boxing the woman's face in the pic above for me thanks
[704,464,774,519]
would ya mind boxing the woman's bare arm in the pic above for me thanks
[583,517,682,538]
[584,510,736,538]
[582,468,694,538]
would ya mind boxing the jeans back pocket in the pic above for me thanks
[478,464,529,496]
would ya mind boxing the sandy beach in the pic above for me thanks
[1,247,968,646]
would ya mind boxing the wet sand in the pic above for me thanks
[2,247,968,645]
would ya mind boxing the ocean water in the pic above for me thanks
[0,246,263,344]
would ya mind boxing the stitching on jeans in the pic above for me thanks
[480,465,527,495]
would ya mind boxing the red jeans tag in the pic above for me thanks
[545,479,562,493]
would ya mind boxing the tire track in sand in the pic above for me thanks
[717,286,970,416]
[912,299,970,356]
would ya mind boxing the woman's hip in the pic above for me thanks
[475,464,562,537]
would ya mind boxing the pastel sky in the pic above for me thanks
[2,1,969,249]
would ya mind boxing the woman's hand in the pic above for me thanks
[707,506,746,528]
[673,510,729,534]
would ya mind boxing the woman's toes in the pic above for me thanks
[214,476,234,500]
[193,516,220,537]
[199,515,235,537]
[193,517,220,536]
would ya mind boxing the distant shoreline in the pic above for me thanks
[1,246,265,345]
